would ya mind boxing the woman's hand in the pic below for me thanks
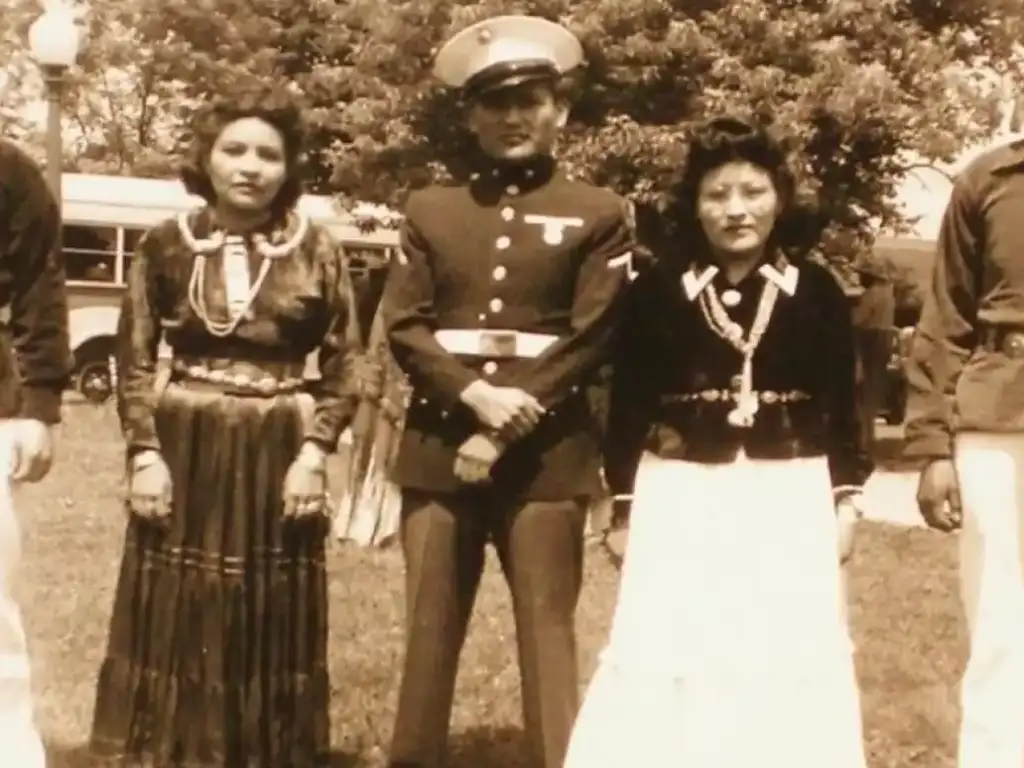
[283,442,330,520]
[127,450,173,524]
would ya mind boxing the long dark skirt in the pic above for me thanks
[90,383,330,767]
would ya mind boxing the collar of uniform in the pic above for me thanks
[469,155,557,194]
[989,138,1024,173]
[680,261,799,301]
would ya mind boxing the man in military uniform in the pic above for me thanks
[905,137,1024,768]
[379,15,636,768]
[0,139,72,766]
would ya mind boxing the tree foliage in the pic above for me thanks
[312,0,1023,275]
[7,0,1024,273]
[0,1,46,139]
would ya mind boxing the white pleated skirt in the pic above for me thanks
[565,452,867,768]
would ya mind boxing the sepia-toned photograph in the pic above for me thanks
[0,0,1020,766]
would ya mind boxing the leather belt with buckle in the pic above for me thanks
[433,329,559,359]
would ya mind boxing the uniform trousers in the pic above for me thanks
[954,432,1024,768]
[0,422,46,767]
[389,487,587,768]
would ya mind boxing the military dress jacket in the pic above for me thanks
[380,157,636,500]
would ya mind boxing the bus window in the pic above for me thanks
[123,227,148,253]
[64,224,118,284]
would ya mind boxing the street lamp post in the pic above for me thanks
[27,2,82,207]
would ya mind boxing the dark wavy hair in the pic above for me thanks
[661,115,824,264]
[178,83,308,219]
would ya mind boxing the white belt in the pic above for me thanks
[433,329,559,358]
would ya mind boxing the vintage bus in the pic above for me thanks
[62,173,398,402]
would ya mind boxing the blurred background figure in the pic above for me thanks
[851,259,897,444]
[331,300,408,549]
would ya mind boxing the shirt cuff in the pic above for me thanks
[126,438,161,454]
[831,487,864,505]
[18,385,62,424]
[902,433,953,461]
[833,486,866,517]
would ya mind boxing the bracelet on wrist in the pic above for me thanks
[131,450,161,471]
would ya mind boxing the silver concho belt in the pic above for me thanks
[659,389,811,405]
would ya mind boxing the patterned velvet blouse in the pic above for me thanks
[603,254,874,498]
[116,207,362,456]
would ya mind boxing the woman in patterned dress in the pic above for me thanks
[565,115,872,767]
[89,84,362,767]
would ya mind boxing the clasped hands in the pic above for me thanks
[126,442,331,524]
[454,380,545,485]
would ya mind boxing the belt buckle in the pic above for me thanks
[479,330,517,358]
[1004,332,1024,359]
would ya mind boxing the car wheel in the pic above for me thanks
[77,358,113,404]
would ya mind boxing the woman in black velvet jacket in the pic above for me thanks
[565,115,872,768]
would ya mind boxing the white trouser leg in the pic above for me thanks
[0,423,45,767]
[955,433,1024,768]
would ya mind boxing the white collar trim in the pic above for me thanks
[758,263,800,295]
[680,262,799,301]
[680,266,718,300]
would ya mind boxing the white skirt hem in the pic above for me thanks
[564,453,867,768]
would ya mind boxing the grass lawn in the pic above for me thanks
[20,405,964,767]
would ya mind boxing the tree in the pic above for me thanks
[62,2,190,177]
[2,0,191,175]
[0,0,47,141]
[12,0,1022,275]
[320,0,1024,271]
[122,0,410,193]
